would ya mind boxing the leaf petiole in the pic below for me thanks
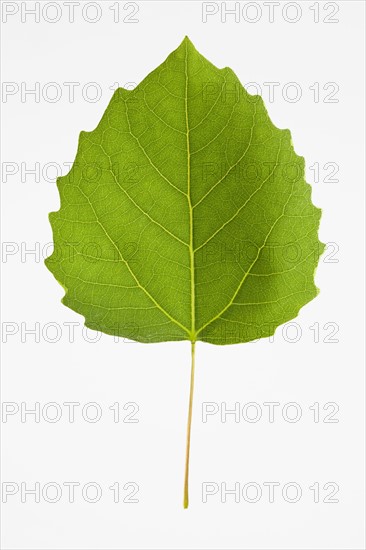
[183,340,196,509]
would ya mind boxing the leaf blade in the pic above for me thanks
[46,37,324,345]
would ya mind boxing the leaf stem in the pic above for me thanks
[183,340,196,509]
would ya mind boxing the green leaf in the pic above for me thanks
[46,37,324,507]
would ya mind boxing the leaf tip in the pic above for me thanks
[180,35,196,51]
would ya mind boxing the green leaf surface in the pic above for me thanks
[46,37,323,346]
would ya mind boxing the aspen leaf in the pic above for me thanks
[46,37,324,507]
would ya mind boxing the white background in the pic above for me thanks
[1,1,365,549]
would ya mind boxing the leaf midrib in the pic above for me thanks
[185,40,196,342]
